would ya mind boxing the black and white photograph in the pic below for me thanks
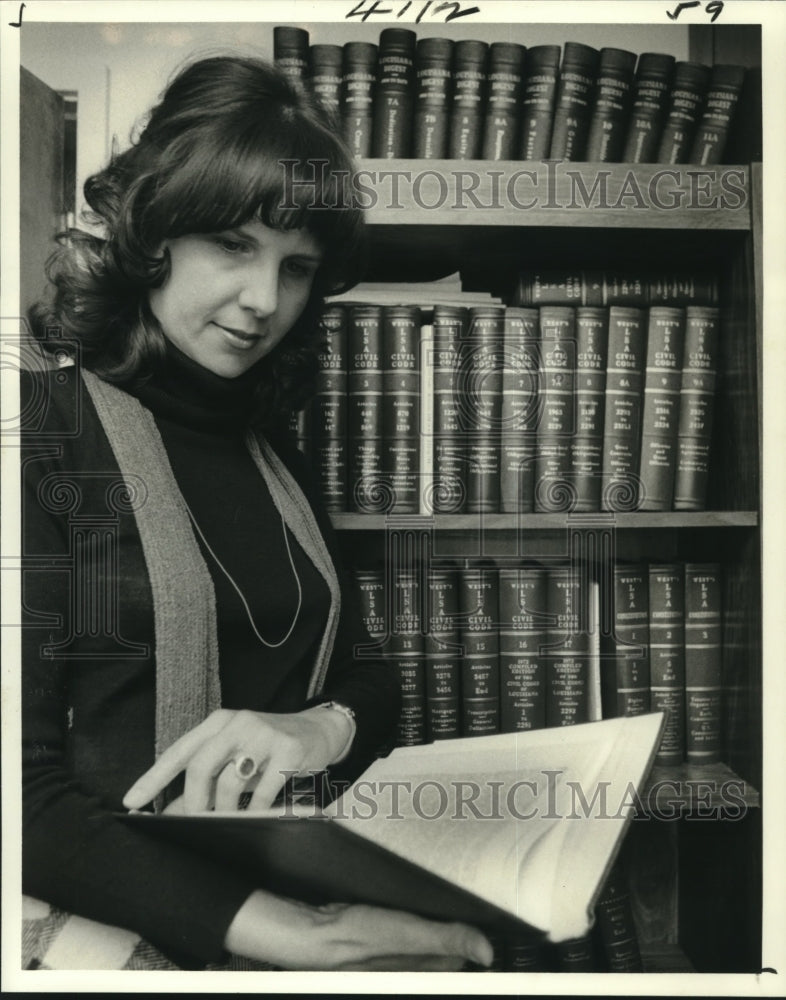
[1,0,784,992]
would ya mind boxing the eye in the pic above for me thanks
[214,235,249,255]
[284,258,318,280]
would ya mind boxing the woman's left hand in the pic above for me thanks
[122,706,353,813]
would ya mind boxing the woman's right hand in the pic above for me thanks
[224,889,494,971]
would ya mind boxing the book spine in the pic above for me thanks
[572,306,609,511]
[534,306,576,512]
[656,61,711,165]
[465,307,503,514]
[426,566,461,740]
[556,935,596,970]
[382,306,421,514]
[602,564,650,718]
[372,28,416,158]
[309,44,343,124]
[498,567,548,731]
[647,273,718,308]
[459,563,500,736]
[549,42,600,161]
[413,37,453,159]
[621,52,676,163]
[684,563,722,764]
[638,306,686,510]
[545,567,590,727]
[688,64,746,165]
[274,25,310,83]
[673,306,720,510]
[392,568,426,746]
[341,42,377,158]
[517,45,561,160]
[515,270,718,309]
[649,563,686,765]
[418,319,434,514]
[355,565,391,756]
[288,405,311,457]
[500,307,539,512]
[595,861,643,971]
[503,935,544,971]
[348,305,384,512]
[481,42,525,161]
[584,47,637,163]
[448,40,488,159]
[314,304,348,512]
[601,306,647,511]
[432,305,468,514]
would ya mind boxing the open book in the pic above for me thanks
[123,713,663,943]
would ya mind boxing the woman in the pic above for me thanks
[21,55,492,972]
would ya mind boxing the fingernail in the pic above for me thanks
[469,935,494,967]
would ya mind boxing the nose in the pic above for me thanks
[237,260,279,318]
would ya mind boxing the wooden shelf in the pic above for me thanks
[641,761,759,813]
[330,511,758,531]
[641,945,695,973]
[357,160,752,231]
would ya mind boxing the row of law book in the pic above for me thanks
[274,25,749,165]
[293,274,721,515]
[355,559,723,768]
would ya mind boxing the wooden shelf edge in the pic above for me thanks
[330,511,759,531]
[355,160,752,231]
[641,944,695,973]
[640,761,760,813]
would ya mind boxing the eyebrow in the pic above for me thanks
[229,225,323,262]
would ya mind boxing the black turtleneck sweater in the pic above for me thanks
[20,351,400,968]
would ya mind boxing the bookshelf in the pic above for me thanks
[322,45,762,972]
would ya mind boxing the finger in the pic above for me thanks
[214,760,262,812]
[335,954,468,972]
[351,909,493,967]
[247,746,300,811]
[123,711,232,809]
[162,794,185,815]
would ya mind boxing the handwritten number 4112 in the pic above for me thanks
[346,0,480,22]
[667,1,724,22]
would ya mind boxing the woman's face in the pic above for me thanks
[149,220,323,378]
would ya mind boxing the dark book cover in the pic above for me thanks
[673,306,720,510]
[347,304,384,513]
[638,306,685,511]
[448,39,488,159]
[313,304,348,512]
[601,306,647,512]
[517,44,561,160]
[372,27,416,158]
[601,564,650,719]
[273,25,309,82]
[391,568,426,746]
[548,42,600,161]
[656,61,712,165]
[571,306,609,511]
[688,63,746,165]
[514,269,718,309]
[534,306,576,513]
[341,41,377,158]
[500,307,539,513]
[481,42,525,161]
[413,37,453,159]
[545,567,590,728]
[684,563,722,764]
[464,306,504,514]
[382,305,421,514]
[459,562,500,736]
[426,565,461,740]
[648,563,686,766]
[621,52,676,163]
[432,304,468,514]
[594,860,643,971]
[499,567,548,732]
[309,43,343,124]
[584,47,637,162]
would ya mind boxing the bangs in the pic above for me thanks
[138,105,363,291]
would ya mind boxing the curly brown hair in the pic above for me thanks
[29,55,366,427]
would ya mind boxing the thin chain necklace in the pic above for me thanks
[183,499,302,648]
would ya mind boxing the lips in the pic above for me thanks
[212,322,262,348]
